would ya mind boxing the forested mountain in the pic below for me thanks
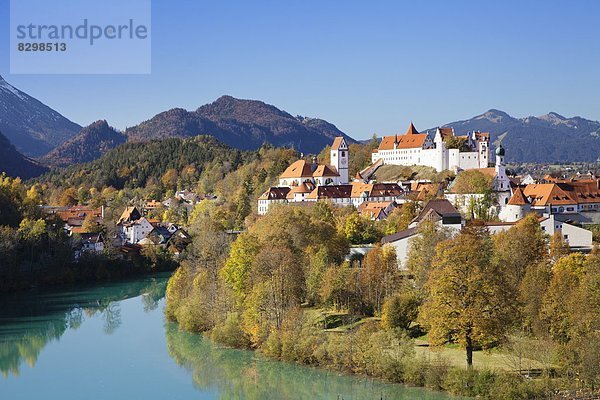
[0,75,81,157]
[40,136,251,190]
[0,131,47,179]
[441,109,600,163]
[42,120,126,167]
[125,95,354,154]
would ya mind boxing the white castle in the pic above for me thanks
[371,123,490,172]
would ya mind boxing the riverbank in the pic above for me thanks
[0,252,178,293]
[169,307,558,399]
[1,275,457,400]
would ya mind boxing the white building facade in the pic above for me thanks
[372,124,490,173]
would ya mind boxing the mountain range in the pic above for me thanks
[440,109,600,163]
[0,75,81,157]
[125,95,354,154]
[1,75,599,178]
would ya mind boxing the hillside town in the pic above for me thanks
[259,124,598,269]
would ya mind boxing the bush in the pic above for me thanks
[443,368,477,396]
[403,357,428,386]
[260,330,282,359]
[486,373,548,400]
[210,312,250,349]
[381,291,420,331]
[424,358,450,391]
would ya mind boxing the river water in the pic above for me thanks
[0,274,459,399]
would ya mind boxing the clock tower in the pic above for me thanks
[330,137,349,184]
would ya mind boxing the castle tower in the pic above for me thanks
[330,137,349,184]
[475,131,490,168]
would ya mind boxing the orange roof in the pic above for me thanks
[312,164,339,177]
[370,183,404,197]
[378,133,428,150]
[475,131,490,141]
[507,187,530,205]
[280,159,340,179]
[331,137,347,150]
[351,182,373,198]
[56,206,102,223]
[537,180,600,205]
[286,182,315,199]
[523,184,577,206]
[279,160,314,179]
[357,201,395,220]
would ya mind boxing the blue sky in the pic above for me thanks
[1,0,599,139]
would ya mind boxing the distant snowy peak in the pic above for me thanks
[0,75,28,101]
[441,109,600,162]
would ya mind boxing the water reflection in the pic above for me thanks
[165,323,456,400]
[0,275,168,376]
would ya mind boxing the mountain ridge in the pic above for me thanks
[0,75,81,157]
[42,120,127,167]
[439,109,600,163]
[125,95,355,154]
[0,131,48,179]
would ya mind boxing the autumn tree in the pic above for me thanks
[342,212,382,245]
[58,187,78,206]
[405,221,450,288]
[540,253,590,343]
[248,244,304,331]
[452,170,494,195]
[419,228,516,368]
[81,213,100,233]
[382,201,418,235]
[492,214,547,296]
[360,245,399,315]
[161,168,179,189]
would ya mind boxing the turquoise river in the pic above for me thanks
[0,273,460,399]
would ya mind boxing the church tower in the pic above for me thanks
[330,137,349,184]
[494,144,512,204]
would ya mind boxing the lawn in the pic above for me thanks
[305,308,548,372]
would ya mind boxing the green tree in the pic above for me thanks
[381,290,420,331]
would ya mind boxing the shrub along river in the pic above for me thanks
[0,273,460,399]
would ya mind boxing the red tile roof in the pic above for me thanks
[507,187,530,205]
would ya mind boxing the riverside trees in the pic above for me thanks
[165,189,599,393]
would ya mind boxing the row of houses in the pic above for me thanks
[116,206,191,256]
[42,203,191,260]
[382,198,594,270]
